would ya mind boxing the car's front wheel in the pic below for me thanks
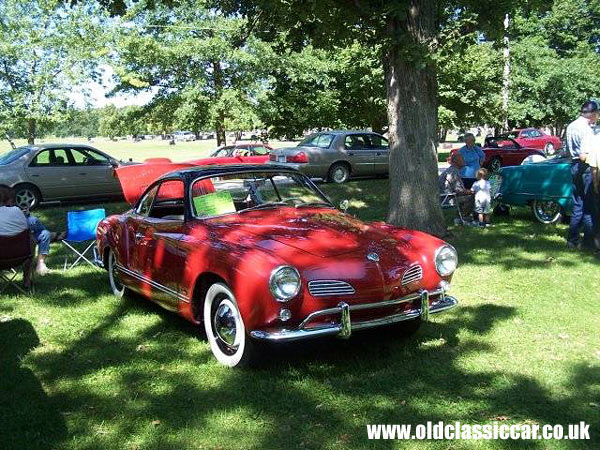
[203,282,258,367]
[107,249,126,298]
[544,142,556,156]
[532,199,562,224]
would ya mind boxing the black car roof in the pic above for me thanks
[157,164,297,181]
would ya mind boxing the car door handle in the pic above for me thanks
[348,152,354,156]
[79,173,87,175]
[31,174,40,177]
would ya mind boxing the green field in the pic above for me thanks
[1,147,598,449]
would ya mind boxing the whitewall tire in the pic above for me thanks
[203,283,257,367]
[107,249,126,299]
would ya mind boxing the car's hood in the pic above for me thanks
[208,208,424,258]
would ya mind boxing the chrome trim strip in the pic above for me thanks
[116,264,189,303]
[251,289,458,342]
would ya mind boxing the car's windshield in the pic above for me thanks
[211,148,232,157]
[0,146,30,165]
[191,171,332,218]
[298,133,334,148]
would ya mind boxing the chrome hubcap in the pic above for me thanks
[536,201,560,222]
[334,168,346,182]
[16,190,35,208]
[213,299,239,354]
[491,160,501,172]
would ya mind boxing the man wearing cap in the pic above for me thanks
[565,100,598,250]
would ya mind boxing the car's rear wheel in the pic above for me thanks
[107,249,126,298]
[14,183,41,209]
[544,142,556,156]
[328,162,350,183]
[532,199,562,224]
[489,157,502,173]
[203,282,258,367]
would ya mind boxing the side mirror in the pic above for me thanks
[340,199,349,212]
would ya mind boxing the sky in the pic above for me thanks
[69,65,156,109]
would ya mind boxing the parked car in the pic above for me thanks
[498,128,562,155]
[268,130,389,183]
[0,144,133,209]
[210,143,272,161]
[96,164,459,367]
[174,131,196,142]
[115,145,272,204]
[496,155,572,224]
[452,137,547,173]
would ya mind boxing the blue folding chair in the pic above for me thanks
[62,208,105,270]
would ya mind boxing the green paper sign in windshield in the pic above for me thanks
[193,191,236,217]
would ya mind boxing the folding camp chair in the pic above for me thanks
[0,230,34,295]
[62,208,105,270]
[440,192,465,223]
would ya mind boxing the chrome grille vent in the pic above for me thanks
[308,280,355,297]
[401,265,423,286]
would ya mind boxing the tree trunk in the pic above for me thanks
[215,111,226,146]
[27,118,36,145]
[384,0,446,237]
[213,60,226,146]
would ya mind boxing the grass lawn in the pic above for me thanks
[1,176,599,448]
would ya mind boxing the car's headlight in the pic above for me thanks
[269,266,301,302]
[435,245,458,277]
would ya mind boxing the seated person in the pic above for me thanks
[438,153,474,223]
[3,187,65,276]
[0,186,33,288]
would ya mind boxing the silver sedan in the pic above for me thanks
[267,130,389,183]
[0,143,130,209]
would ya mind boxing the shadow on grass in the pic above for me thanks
[11,288,598,449]
[0,319,67,450]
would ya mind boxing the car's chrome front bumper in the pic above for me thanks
[250,288,458,342]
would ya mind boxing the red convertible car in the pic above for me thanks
[499,128,562,155]
[451,137,546,173]
[96,165,459,367]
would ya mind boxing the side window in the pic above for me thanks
[30,149,71,167]
[71,148,110,166]
[149,180,185,219]
[530,130,542,137]
[136,185,159,216]
[155,180,184,201]
[252,145,268,155]
[344,135,368,150]
[367,134,389,149]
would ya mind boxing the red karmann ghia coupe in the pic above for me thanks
[96,165,459,367]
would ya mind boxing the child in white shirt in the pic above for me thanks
[472,168,491,227]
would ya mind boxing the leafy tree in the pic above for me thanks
[508,0,600,135]
[215,0,540,235]
[111,0,269,146]
[0,0,108,144]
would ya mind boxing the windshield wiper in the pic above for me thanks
[295,201,334,208]
[239,202,288,213]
